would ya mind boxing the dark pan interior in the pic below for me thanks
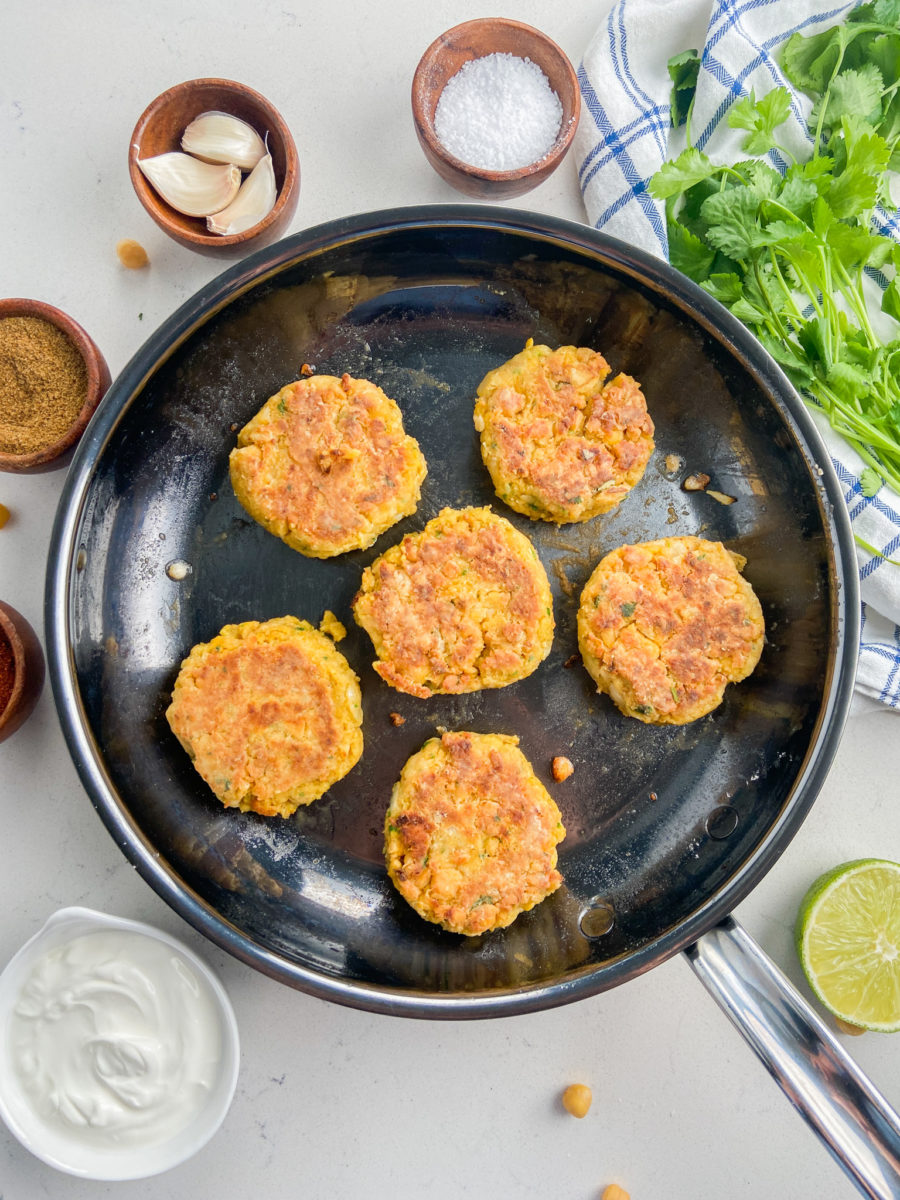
[57,214,852,1010]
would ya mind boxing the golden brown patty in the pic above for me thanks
[166,617,363,817]
[577,537,765,724]
[385,731,565,935]
[352,506,554,698]
[229,373,427,558]
[474,341,654,523]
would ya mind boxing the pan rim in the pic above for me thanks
[45,204,860,1018]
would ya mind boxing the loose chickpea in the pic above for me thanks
[0,503,10,530]
[835,1017,866,1036]
[561,1082,592,1118]
[116,238,150,269]
[552,755,574,782]
[601,1186,630,1200]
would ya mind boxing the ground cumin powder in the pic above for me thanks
[0,316,88,455]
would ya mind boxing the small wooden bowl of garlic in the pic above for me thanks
[128,78,299,255]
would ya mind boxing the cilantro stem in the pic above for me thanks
[854,535,900,566]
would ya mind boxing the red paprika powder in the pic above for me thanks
[0,626,16,714]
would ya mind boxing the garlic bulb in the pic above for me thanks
[206,152,277,235]
[181,111,266,170]
[137,153,241,217]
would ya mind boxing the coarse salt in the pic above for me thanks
[434,52,563,172]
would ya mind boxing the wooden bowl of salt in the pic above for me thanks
[411,18,581,199]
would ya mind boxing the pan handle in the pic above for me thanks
[685,917,900,1200]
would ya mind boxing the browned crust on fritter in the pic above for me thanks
[474,343,654,523]
[577,537,764,724]
[385,731,565,935]
[229,373,427,558]
[165,617,363,816]
[352,506,554,697]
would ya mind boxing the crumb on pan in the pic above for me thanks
[682,472,710,492]
[552,755,574,781]
[319,610,347,642]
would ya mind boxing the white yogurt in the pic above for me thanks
[11,929,220,1144]
[0,909,239,1179]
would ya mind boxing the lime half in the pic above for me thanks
[796,859,900,1032]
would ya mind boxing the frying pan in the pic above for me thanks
[46,207,900,1195]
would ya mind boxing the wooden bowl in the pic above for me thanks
[0,601,45,743]
[0,298,111,474]
[129,78,300,256]
[411,18,581,200]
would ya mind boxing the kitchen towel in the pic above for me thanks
[574,0,900,708]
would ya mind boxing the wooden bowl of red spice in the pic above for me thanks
[0,601,45,743]
[0,298,111,473]
[412,18,581,199]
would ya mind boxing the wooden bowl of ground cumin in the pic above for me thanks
[0,298,110,472]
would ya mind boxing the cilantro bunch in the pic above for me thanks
[650,0,900,497]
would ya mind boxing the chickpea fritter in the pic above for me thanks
[166,617,363,817]
[352,506,554,698]
[474,341,654,524]
[385,731,565,936]
[229,373,427,558]
[577,536,765,724]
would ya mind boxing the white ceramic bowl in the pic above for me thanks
[0,907,240,1179]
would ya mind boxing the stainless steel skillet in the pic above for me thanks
[45,207,899,1195]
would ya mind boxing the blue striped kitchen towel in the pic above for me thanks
[574,0,900,708]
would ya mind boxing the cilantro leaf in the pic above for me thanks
[860,466,883,496]
[699,187,763,259]
[882,278,900,325]
[828,359,871,402]
[814,64,884,130]
[778,171,819,215]
[826,119,891,217]
[826,222,894,271]
[650,147,718,199]
[668,49,700,128]
[782,27,843,93]
[728,87,792,154]
[756,332,816,388]
[667,220,715,281]
[849,0,900,25]
[700,273,743,304]
[733,159,783,200]
[757,217,808,246]
[797,316,833,370]
[864,32,900,92]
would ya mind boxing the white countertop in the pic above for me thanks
[2,3,899,1197]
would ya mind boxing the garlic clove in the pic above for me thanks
[181,111,266,170]
[206,152,277,236]
[137,152,241,217]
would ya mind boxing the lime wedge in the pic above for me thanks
[796,859,900,1033]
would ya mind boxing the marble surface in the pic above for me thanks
[2,3,899,1197]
